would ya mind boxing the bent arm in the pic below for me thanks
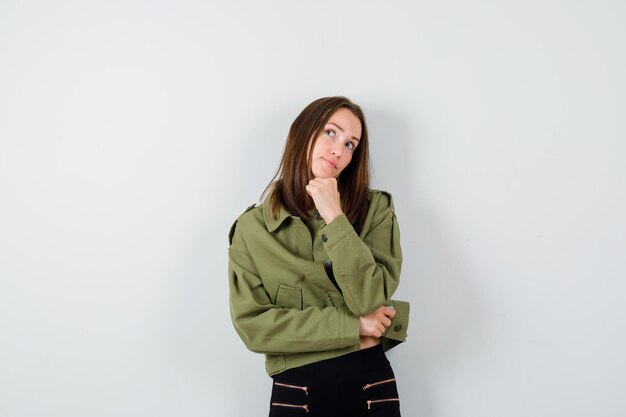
[319,193,403,316]
[228,245,361,355]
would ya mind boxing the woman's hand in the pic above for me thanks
[305,177,343,224]
[359,305,396,338]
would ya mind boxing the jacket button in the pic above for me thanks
[394,324,403,332]
[323,260,332,268]
[321,234,328,242]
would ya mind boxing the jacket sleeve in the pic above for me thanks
[381,299,410,349]
[228,232,361,355]
[318,191,403,317]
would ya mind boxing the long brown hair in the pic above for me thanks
[262,96,371,234]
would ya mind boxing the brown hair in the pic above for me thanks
[262,96,371,233]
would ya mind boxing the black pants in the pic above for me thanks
[269,344,401,417]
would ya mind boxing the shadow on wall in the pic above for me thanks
[368,105,489,415]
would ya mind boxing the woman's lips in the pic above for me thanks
[322,158,337,169]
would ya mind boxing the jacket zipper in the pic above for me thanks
[271,402,309,413]
[274,381,309,395]
[367,398,400,409]
[362,378,396,390]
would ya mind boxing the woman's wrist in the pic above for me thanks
[359,336,381,350]
[322,209,343,224]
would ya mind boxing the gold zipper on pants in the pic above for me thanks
[274,381,309,395]
[367,398,400,409]
[362,378,396,390]
[271,402,309,412]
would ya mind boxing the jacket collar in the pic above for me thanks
[262,192,292,233]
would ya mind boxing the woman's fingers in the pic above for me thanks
[306,177,342,223]
[382,306,397,318]
[375,306,395,322]
[360,316,384,338]
[359,305,398,338]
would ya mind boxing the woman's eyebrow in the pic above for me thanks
[328,122,360,142]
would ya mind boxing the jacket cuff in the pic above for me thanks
[339,306,361,349]
[381,300,410,351]
[319,213,354,248]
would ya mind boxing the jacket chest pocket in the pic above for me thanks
[275,284,303,310]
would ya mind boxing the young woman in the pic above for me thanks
[228,96,410,416]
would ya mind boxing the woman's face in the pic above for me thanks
[308,107,362,179]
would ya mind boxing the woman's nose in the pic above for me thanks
[331,142,343,157]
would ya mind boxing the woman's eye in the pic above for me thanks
[325,129,336,138]
[346,142,355,151]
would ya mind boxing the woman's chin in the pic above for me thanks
[312,169,339,179]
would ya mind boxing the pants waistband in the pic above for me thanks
[275,344,390,377]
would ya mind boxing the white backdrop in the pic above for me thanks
[1,1,625,416]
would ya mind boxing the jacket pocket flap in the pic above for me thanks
[275,284,303,310]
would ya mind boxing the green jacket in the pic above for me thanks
[228,189,410,376]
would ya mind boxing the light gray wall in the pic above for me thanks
[1,1,625,416]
